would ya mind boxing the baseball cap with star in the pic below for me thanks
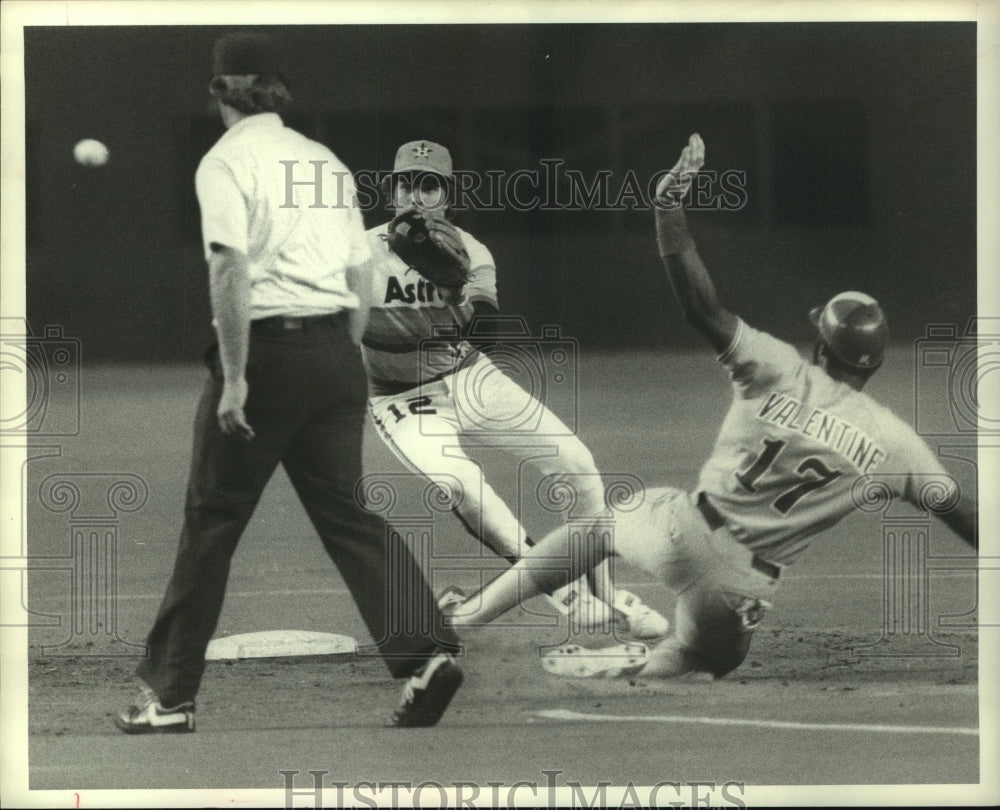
[391,141,453,180]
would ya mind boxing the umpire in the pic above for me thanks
[115,31,463,732]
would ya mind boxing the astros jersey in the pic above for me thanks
[696,319,955,566]
[361,221,498,395]
[195,113,366,319]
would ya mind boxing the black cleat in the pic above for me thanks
[389,651,464,728]
[114,686,195,734]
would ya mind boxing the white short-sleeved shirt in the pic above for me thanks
[195,113,367,319]
[360,221,498,395]
[695,319,956,566]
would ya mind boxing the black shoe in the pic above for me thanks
[389,651,464,728]
[114,685,195,734]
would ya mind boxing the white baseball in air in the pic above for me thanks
[73,138,109,167]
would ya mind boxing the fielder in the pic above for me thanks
[359,140,668,638]
[447,134,977,680]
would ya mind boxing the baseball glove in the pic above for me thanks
[386,209,471,289]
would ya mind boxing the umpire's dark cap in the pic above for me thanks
[213,31,280,75]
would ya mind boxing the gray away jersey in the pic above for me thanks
[695,320,955,566]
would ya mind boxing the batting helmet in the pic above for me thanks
[809,291,888,371]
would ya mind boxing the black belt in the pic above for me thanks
[369,368,460,397]
[695,492,780,580]
[251,313,345,335]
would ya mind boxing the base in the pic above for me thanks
[205,630,357,661]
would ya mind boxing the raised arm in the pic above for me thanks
[654,134,739,354]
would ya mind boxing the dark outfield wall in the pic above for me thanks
[23,23,976,361]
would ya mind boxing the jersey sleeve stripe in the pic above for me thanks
[716,317,746,364]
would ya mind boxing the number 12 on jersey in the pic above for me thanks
[385,395,437,423]
[735,438,842,515]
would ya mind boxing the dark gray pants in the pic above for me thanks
[137,313,458,707]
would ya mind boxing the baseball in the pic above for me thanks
[73,138,109,167]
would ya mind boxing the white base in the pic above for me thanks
[205,630,357,661]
